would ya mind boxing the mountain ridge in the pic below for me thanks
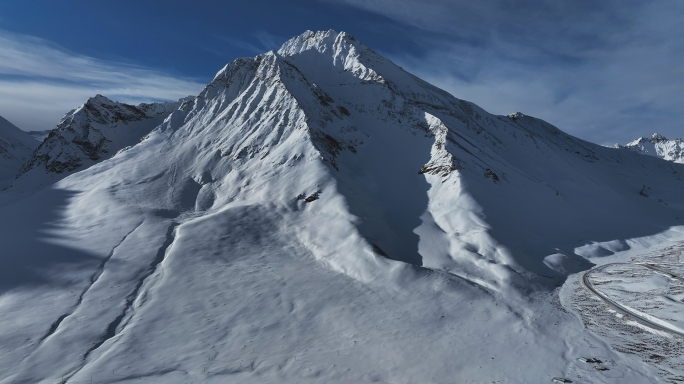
[7,94,190,193]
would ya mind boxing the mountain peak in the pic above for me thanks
[507,112,525,120]
[618,132,684,163]
[13,96,186,184]
[277,30,356,57]
[86,94,116,105]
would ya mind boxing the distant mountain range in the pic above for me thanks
[612,133,684,163]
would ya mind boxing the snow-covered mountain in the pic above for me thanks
[612,133,684,163]
[1,30,683,383]
[11,95,189,191]
[0,115,38,189]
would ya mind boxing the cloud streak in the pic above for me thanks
[0,30,205,132]
[328,0,684,144]
[210,31,286,56]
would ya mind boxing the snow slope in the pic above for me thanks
[8,95,189,193]
[613,133,684,164]
[1,30,683,383]
[0,115,38,189]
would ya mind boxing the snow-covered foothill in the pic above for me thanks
[0,30,682,383]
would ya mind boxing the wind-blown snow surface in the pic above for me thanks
[1,30,684,383]
[0,116,38,189]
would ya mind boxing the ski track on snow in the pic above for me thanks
[34,221,145,347]
[62,221,178,384]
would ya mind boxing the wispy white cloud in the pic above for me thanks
[211,31,286,56]
[329,0,684,144]
[0,30,206,132]
[254,31,284,52]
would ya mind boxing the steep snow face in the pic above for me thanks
[10,95,188,192]
[613,133,684,163]
[0,116,38,189]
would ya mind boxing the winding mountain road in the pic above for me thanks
[638,263,684,284]
[580,262,684,338]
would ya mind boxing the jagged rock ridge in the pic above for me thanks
[3,95,191,195]
[18,95,188,175]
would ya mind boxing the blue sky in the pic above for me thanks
[0,0,681,145]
